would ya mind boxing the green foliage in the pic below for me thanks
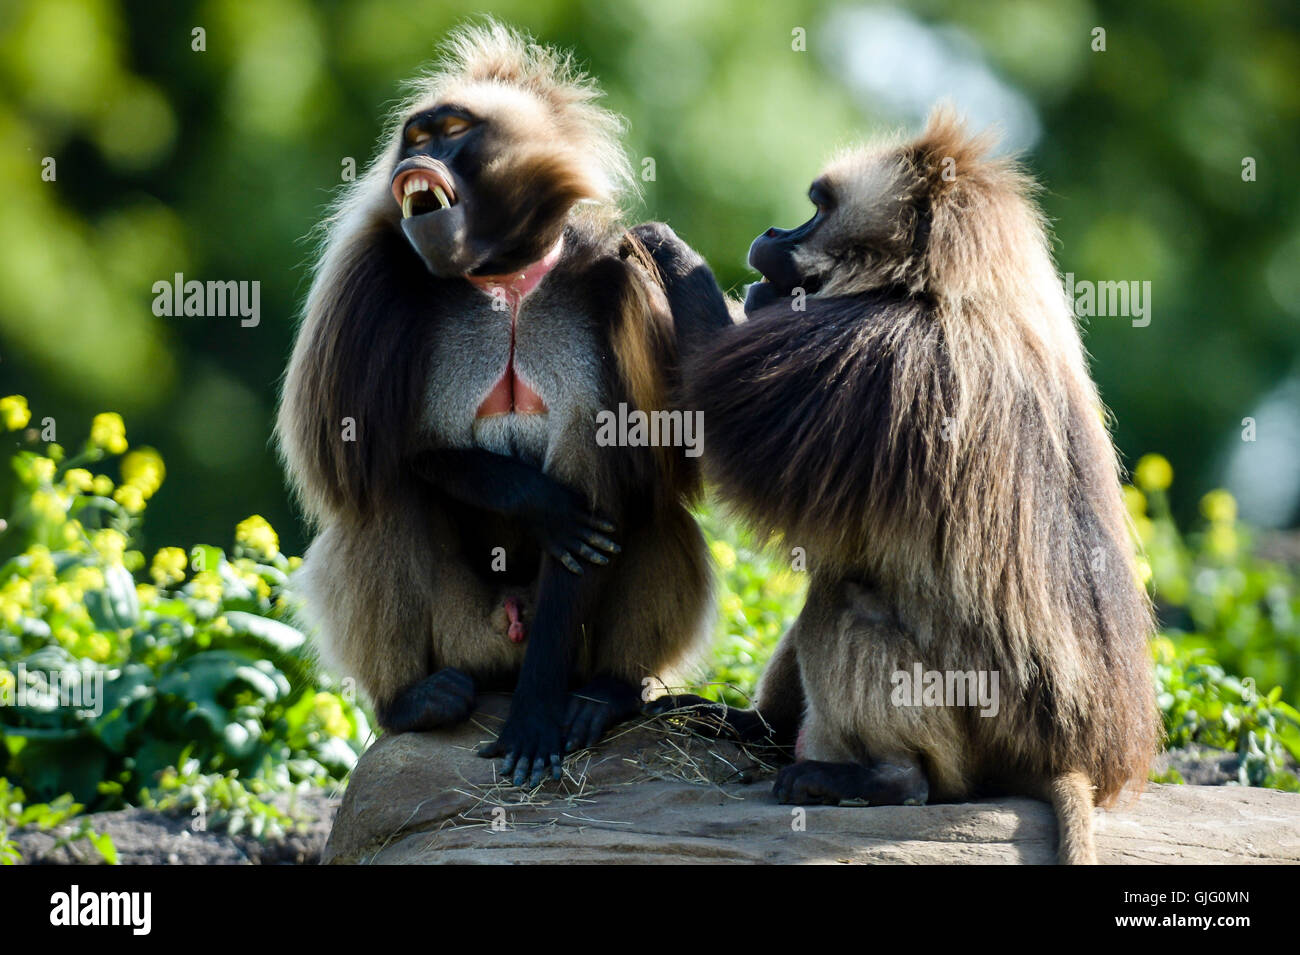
[140,757,302,841]
[1129,454,1300,701]
[1153,641,1300,791]
[0,778,117,865]
[0,403,368,860]
[694,507,805,707]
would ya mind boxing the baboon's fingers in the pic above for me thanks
[575,543,610,566]
[580,531,620,555]
[586,514,617,535]
[547,546,584,575]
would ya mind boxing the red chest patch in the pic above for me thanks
[466,238,562,419]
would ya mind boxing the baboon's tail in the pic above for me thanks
[1048,771,1096,864]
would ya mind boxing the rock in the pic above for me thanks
[324,694,1300,864]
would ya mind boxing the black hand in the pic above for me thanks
[412,447,619,573]
[522,480,620,576]
[477,693,566,787]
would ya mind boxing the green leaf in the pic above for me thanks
[87,830,118,865]
[223,611,305,652]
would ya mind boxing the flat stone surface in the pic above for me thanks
[324,694,1300,865]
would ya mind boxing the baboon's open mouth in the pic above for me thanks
[391,161,458,219]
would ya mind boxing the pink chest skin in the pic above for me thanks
[465,238,563,419]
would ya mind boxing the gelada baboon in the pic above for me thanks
[276,21,729,786]
[670,108,1160,863]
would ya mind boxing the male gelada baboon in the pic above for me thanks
[277,21,729,787]
[675,109,1160,864]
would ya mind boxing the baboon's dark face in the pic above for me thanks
[744,178,838,312]
[390,92,598,277]
[745,150,919,312]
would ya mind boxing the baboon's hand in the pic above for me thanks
[523,481,619,575]
[478,701,566,787]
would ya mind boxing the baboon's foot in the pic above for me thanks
[377,667,476,732]
[644,694,788,746]
[774,758,929,806]
[563,674,642,752]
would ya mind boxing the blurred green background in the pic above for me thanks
[2,0,1298,557]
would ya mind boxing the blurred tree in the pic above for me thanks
[1,0,1297,556]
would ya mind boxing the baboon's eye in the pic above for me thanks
[441,117,471,137]
[405,123,432,148]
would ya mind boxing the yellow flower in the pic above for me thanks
[25,545,56,580]
[287,556,302,571]
[1134,516,1155,544]
[313,692,352,738]
[0,669,13,697]
[1200,489,1237,525]
[73,566,106,592]
[151,547,188,587]
[721,593,744,617]
[2,577,32,609]
[189,570,224,603]
[89,412,128,454]
[30,488,68,521]
[1206,524,1237,558]
[135,583,158,604]
[1150,635,1176,665]
[0,395,30,430]
[64,468,94,493]
[82,633,112,663]
[92,529,128,562]
[1121,485,1146,518]
[113,484,145,514]
[1134,555,1153,587]
[1134,453,1172,492]
[709,539,737,571]
[31,456,56,484]
[235,515,279,559]
[92,475,114,496]
[43,584,74,613]
[121,447,165,499]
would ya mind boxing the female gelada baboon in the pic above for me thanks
[277,22,728,787]
[679,109,1160,863]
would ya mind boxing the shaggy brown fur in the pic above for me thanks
[276,22,726,779]
[686,108,1160,863]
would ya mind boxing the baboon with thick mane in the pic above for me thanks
[671,108,1160,863]
[277,21,729,787]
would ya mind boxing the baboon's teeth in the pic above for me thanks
[395,171,453,217]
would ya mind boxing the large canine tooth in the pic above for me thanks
[433,185,451,209]
[401,193,414,219]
